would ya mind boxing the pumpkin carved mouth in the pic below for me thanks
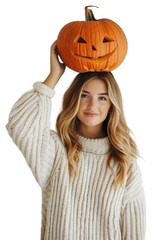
[71,46,117,64]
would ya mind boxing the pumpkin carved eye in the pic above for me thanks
[75,36,87,43]
[103,37,113,43]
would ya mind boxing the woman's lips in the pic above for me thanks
[84,112,99,117]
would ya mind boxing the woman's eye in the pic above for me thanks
[99,97,106,101]
[81,94,88,98]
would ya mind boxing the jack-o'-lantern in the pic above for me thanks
[57,6,128,72]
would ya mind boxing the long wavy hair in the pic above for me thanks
[56,72,140,188]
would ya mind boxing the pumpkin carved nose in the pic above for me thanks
[92,45,97,51]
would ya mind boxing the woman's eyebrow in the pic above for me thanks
[82,90,108,95]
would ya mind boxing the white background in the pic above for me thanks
[1,0,152,239]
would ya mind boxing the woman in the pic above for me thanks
[6,41,146,239]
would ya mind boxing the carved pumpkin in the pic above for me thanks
[57,6,128,72]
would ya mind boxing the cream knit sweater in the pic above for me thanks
[6,81,146,240]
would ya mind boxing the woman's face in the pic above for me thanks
[76,77,111,128]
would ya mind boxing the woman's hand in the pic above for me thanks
[43,40,66,89]
[50,40,66,79]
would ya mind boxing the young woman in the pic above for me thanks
[6,41,146,240]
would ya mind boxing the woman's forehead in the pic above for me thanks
[83,77,107,91]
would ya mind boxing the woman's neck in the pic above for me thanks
[77,123,107,139]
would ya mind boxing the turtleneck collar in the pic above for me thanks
[77,134,111,155]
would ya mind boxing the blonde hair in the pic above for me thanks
[56,72,140,188]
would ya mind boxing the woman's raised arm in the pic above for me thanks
[43,40,66,89]
[6,41,65,188]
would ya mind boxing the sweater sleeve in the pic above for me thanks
[120,159,146,240]
[6,81,57,189]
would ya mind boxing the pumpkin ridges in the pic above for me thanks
[75,21,88,71]
[87,21,100,71]
[68,24,76,69]
[94,21,101,59]
[96,20,117,71]
[101,19,119,70]
[76,23,87,72]
[57,22,74,60]
[94,21,106,71]
[109,19,127,62]
[58,23,73,66]
[79,23,85,72]
[76,22,94,71]
[93,21,100,70]
[82,22,90,71]
[100,18,127,70]
[58,21,84,72]
[105,19,121,70]
[113,20,128,68]
[99,21,110,70]
[111,19,127,69]
[105,21,114,70]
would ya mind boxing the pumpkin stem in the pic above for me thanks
[85,5,99,21]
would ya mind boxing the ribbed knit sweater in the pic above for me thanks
[6,81,146,240]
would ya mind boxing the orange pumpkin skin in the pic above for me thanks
[57,18,128,72]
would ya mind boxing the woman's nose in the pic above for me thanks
[88,98,97,107]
